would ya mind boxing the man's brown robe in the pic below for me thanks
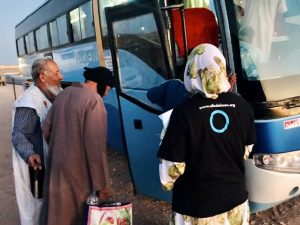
[41,83,111,225]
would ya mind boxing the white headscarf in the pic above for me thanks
[184,43,231,99]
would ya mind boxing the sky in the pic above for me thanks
[0,0,45,65]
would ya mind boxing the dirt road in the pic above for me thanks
[1,84,300,225]
[0,84,22,225]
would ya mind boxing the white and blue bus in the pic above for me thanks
[15,0,300,213]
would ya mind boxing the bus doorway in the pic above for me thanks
[105,0,173,201]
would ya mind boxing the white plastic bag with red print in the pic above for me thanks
[86,203,132,225]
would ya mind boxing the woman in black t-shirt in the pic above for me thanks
[157,43,256,225]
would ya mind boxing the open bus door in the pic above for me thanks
[105,0,174,201]
[103,0,238,205]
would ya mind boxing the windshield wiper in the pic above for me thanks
[284,98,300,109]
[262,96,300,109]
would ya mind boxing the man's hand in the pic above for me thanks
[27,154,42,170]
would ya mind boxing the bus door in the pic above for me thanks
[105,0,173,201]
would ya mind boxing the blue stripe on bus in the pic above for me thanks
[253,115,300,154]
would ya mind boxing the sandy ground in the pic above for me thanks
[0,84,23,225]
[1,83,300,225]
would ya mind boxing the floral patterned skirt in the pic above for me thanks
[170,200,249,225]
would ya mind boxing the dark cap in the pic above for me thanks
[83,66,115,88]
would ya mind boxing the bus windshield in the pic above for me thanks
[235,0,300,102]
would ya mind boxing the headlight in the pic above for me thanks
[253,151,300,173]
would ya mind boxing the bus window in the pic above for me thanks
[17,38,26,56]
[50,20,59,47]
[80,1,95,39]
[98,0,135,47]
[25,32,36,54]
[235,0,300,102]
[49,20,59,47]
[50,15,69,47]
[112,13,166,93]
[70,8,82,42]
[36,24,50,51]
[57,15,69,45]
[70,1,95,42]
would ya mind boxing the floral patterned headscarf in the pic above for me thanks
[184,43,231,99]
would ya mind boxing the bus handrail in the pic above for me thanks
[160,4,183,11]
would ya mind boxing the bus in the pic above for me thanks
[15,0,300,213]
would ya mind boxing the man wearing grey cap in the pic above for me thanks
[40,66,115,225]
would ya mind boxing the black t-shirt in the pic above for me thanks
[157,92,256,218]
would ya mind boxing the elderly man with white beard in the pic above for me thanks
[11,58,63,225]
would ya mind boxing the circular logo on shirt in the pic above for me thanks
[210,110,229,133]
